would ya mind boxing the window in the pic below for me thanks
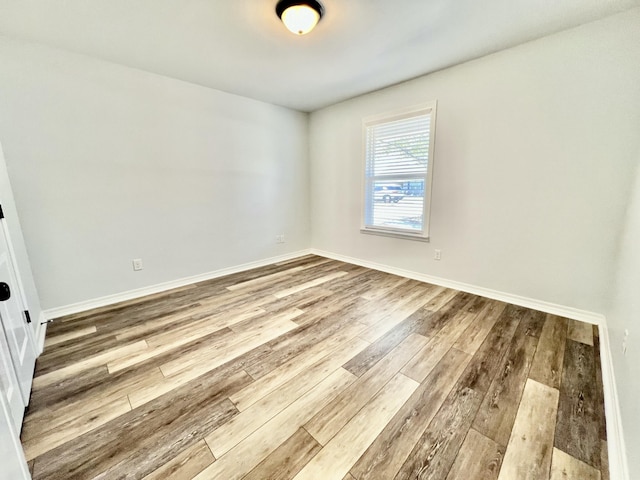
[361,102,436,241]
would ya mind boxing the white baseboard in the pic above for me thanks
[310,248,605,325]
[598,323,629,480]
[45,246,604,325]
[43,249,312,320]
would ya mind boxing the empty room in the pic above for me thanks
[0,1,639,479]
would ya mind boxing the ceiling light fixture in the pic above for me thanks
[276,0,324,36]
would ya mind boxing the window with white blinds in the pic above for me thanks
[361,102,436,240]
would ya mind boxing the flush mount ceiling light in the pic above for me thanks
[276,0,324,35]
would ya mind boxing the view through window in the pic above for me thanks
[362,102,436,240]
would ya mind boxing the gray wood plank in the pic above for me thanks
[349,348,471,480]
[473,331,538,446]
[592,325,607,441]
[555,339,601,469]
[601,440,610,480]
[142,440,215,480]
[446,429,504,480]
[305,333,428,445]
[341,316,417,377]
[497,379,559,480]
[567,319,594,346]
[452,300,507,355]
[32,370,250,479]
[393,385,483,480]
[292,373,419,480]
[412,292,482,338]
[529,315,568,389]
[453,306,520,395]
[503,304,545,338]
[243,428,322,480]
[549,447,601,480]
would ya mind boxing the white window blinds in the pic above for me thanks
[362,102,436,240]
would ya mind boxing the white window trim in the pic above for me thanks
[360,100,437,241]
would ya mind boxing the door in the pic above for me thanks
[0,378,29,479]
[0,320,24,433]
[0,220,36,411]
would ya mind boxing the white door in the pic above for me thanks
[0,379,30,479]
[0,317,23,431]
[0,221,36,409]
[0,316,25,432]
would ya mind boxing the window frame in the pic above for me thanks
[360,101,437,242]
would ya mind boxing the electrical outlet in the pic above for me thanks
[132,258,143,271]
[623,329,629,356]
[434,249,441,261]
[276,234,285,244]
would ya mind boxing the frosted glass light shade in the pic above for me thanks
[281,5,320,35]
[276,1,324,36]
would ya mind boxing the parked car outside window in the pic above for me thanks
[374,185,404,203]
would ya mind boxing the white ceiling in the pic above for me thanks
[0,0,638,112]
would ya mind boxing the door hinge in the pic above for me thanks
[0,204,4,219]
[24,310,31,324]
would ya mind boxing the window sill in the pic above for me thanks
[360,228,430,242]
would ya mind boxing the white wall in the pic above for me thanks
[607,155,640,476]
[0,38,310,310]
[309,9,640,315]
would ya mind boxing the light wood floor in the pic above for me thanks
[23,255,609,480]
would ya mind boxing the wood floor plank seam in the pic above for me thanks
[198,368,357,480]
[22,395,133,460]
[497,379,559,480]
[472,320,542,447]
[390,370,480,479]
[293,372,420,480]
[208,337,369,458]
[228,324,370,413]
[351,347,473,480]
[305,333,429,446]
[445,427,505,480]
[32,339,150,389]
[44,325,98,348]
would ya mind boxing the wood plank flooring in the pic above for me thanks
[23,255,609,480]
